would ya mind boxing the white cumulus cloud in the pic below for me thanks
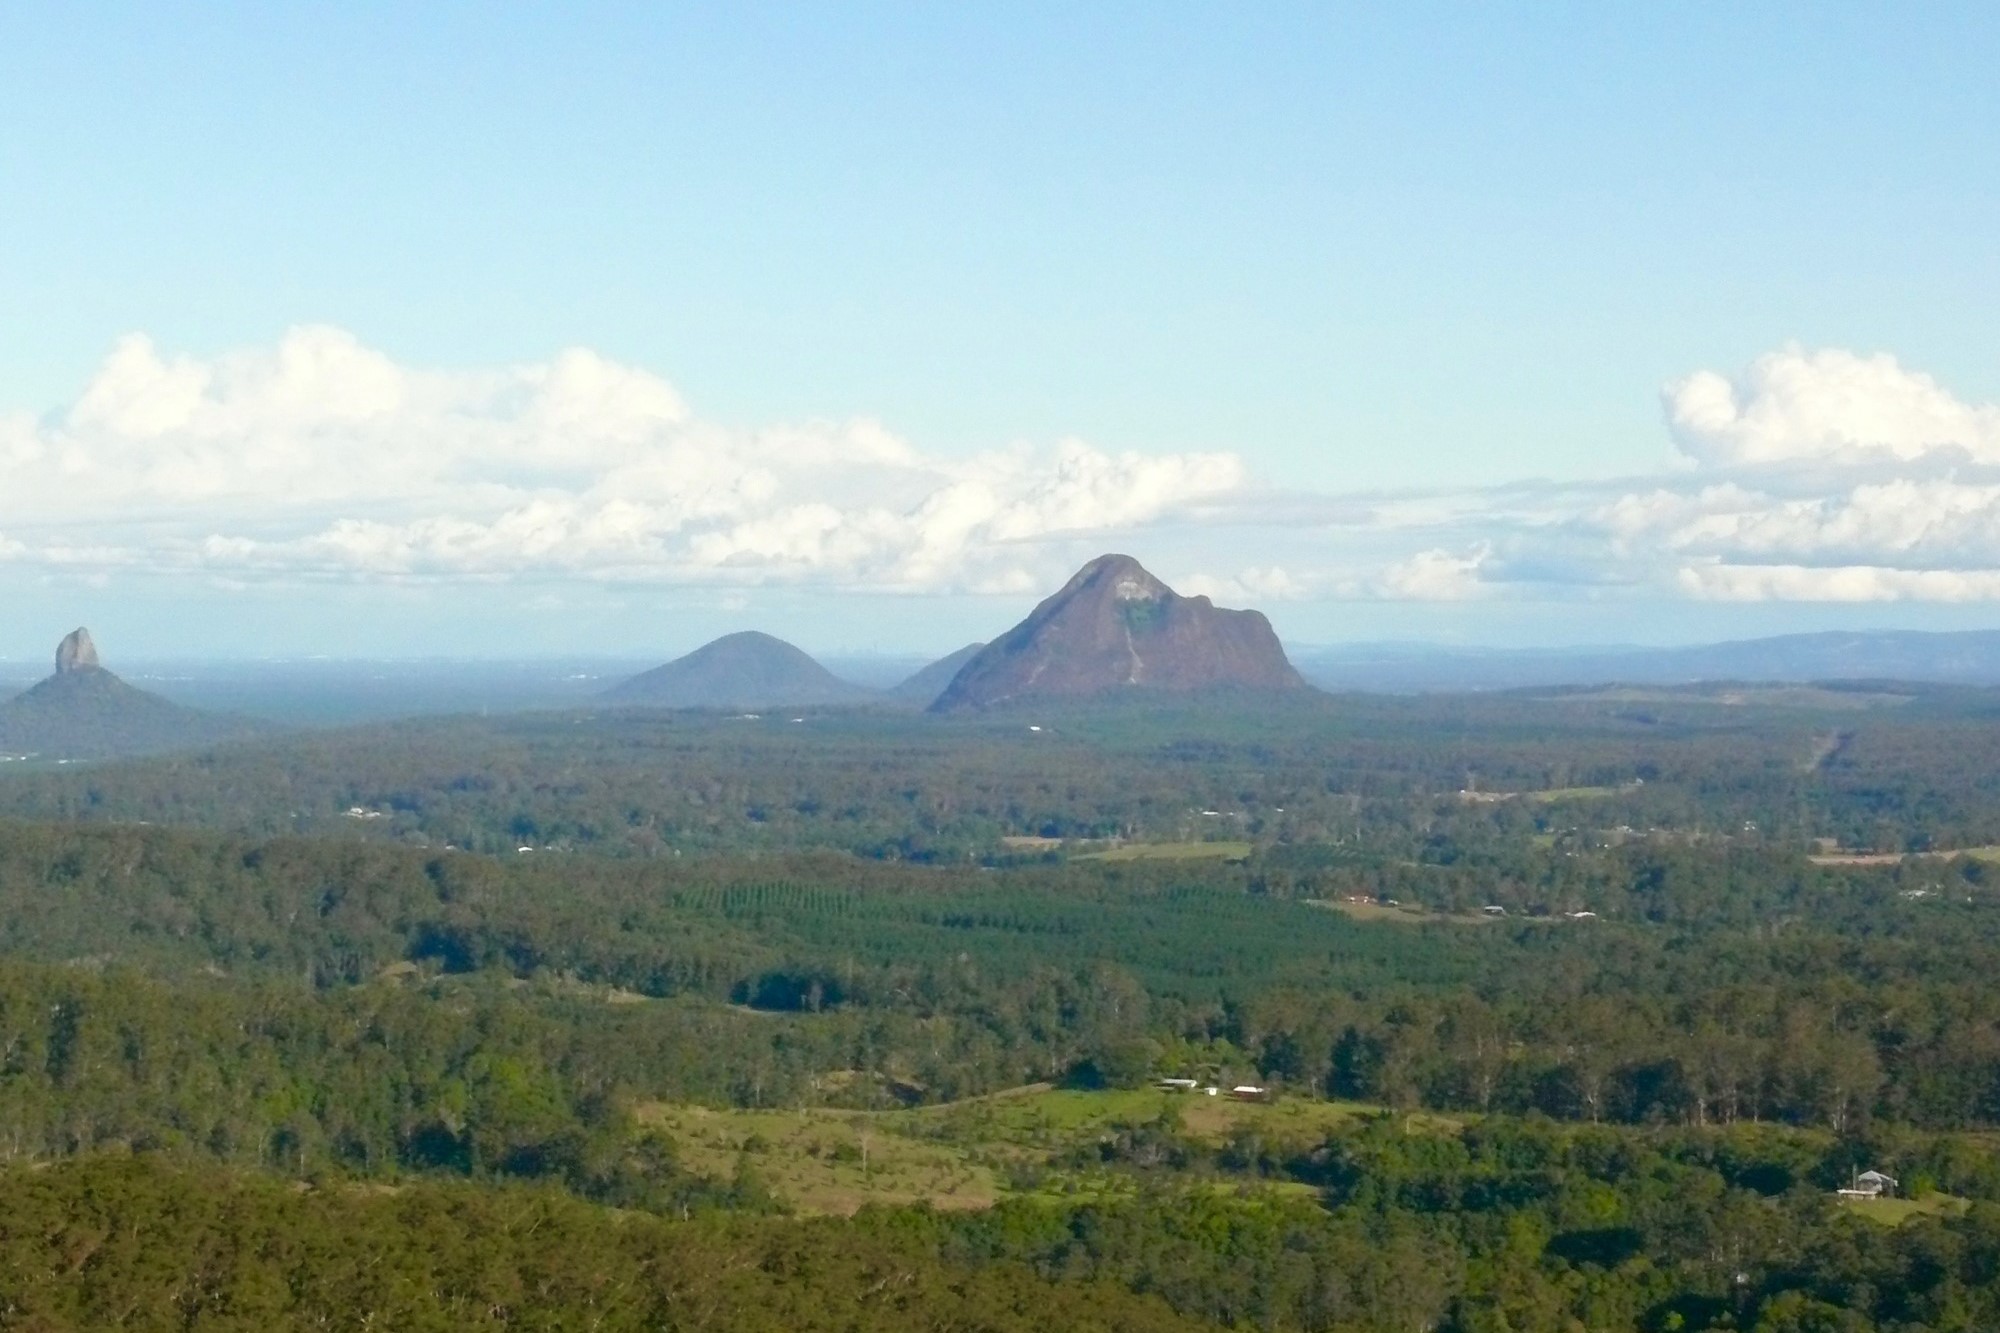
[1664,346,2000,467]
[1578,348,2000,604]
[0,327,1247,593]
[1375,544,1494,601]
[1261,348,2000,608]
[1178,566,1311,604]
[16,330,2000,613]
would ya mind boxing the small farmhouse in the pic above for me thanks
[1837,1170,1898,1199]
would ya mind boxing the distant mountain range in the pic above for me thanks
[599,573,2000,711]
[0,629,266,760]
[597,555,1311,714]
[1290,631,2000,693]
[19,577,2000,759]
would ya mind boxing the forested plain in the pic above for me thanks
[6,685,2000,1328]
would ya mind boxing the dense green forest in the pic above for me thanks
[7,684,2000,858]
[6,690,2000,1327]
[0,1155,1207,1331]
[0,818,1998,1156]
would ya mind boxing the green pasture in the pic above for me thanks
[1841,1194,1970,1225]
[1312,899,1505,926]
[640,1084,1406,1215]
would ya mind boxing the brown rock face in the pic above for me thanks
[930,554,1308,712]
[55,628,99,675]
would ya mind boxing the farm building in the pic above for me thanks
[1837,1170,1898,1199]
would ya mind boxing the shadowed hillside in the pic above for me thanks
[609,631,878,710]
[0,629,265,760]
[888,642,984,707]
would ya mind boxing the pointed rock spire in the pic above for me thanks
[55,628,100,675]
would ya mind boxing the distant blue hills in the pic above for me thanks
[12,629,2000,741]
[1289,630,2000,693]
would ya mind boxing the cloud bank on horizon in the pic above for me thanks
[3,330,1997,607]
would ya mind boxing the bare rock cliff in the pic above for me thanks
[56,627,99,674]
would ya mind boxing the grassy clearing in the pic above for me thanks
[898,1086,1447,1157]
[1175,1093,1429,1145]
[1530,786,1625,802]
[1311,899,1504,926]
[1811,846,2000,867]
[1076,841,1254,862]
[1460,785,1628,805]
[1841,1194,1970,1225]
[998,835,1063,851]
[639,1085,1416,1215]
[639,1102,1003,1216]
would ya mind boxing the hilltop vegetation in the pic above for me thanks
[0,1155,1209,1332]
[16,1106,2000,1331]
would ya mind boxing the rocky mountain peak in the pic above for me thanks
[1062,552,1166,597]
[55,628,100,675]
[930,554,1308,711]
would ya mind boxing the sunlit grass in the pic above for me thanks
[1841,1194,1969,1225]
[637,1085,1417,1215]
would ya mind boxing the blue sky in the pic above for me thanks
[3,4,1999,659]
